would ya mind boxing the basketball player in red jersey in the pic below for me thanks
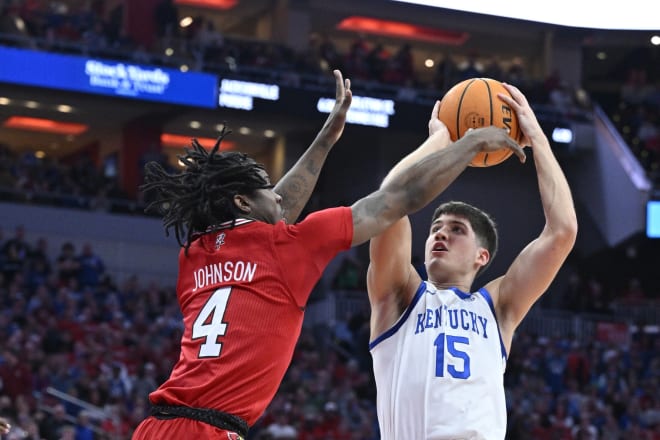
[131,70,526,439]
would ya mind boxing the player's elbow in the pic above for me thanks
[551,219,578,253]
[563,213,578,242]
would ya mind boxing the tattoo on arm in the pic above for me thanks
[279,175,306,207]
[354,193,390,226]
[304,159,320,175]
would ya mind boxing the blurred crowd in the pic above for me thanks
[0,144,140,215]
[610,68,660,185]
[0,226,658,439]
[0,0,657,187]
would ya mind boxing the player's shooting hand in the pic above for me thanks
[318,69,353,146]
[499,83,545,147]
[428,100,451,145]
[464,126,527,163]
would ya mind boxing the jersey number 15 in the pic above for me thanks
[434,332,471,379]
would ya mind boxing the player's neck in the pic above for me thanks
[427,279,472,293]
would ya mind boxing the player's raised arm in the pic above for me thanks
[486,83,578,342]
[367,101,452,334]
[274,69,352,223]
[351,124,525,247]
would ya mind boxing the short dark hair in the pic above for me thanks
[431,201,498,276]
[141,128,269,252]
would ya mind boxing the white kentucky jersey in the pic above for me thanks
[370,281,508,440]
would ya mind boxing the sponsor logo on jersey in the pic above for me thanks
[215,232,226,250]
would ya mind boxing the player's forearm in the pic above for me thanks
[381,131,450,189]
[532,138,578,240]
[274,136,333,223]
[275,70,350,223]
[382,131,479,214]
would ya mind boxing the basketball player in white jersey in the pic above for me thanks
[367,83,577,440]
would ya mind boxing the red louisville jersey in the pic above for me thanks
[149,207,353,426]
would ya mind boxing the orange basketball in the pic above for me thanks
[437,78,523,167]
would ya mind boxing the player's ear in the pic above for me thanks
[233,194,251,214]
[476,247,490,268]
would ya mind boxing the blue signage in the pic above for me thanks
[0,46,217,108]
[647,200,660,239]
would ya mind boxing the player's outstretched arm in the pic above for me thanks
[274,69,352,224]
[367,101,452,335]
[351,124,525,247]
[486,83,578,341]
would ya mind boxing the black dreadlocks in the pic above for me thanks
[141,127,269,252]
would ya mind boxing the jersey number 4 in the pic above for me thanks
[192,287,231,358]
[434,332,471,379]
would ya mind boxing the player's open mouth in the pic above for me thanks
[432,243,448,252]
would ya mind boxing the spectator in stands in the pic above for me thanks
[0,225,30,284]
[153,0,179,40]
[637,106,659,144]
[345,34,370,79]
[620,276,647,304]
[317,33,342,72]
[331,255,364,290]
[549,81,576,112]
[483,56,505,81]
[37,403,68,440]
[621,68,654,106]
[77,242,105,288]
[433,53,458,93]
[80,19,108,56]
[55,242,79,287]
[24,237,51,289]
[366,42,389,82]
[572,412,599,439]
[457,50,482,80]
[584,277,611,314]
[383,43,414,86]
[263,412,297,439]
[0,3,32,45]
[505,56,527,87]
[192,18,224,64]
[100,404,131,438]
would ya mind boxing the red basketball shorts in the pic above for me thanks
[132,416,243,440]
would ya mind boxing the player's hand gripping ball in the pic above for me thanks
[437,78,523,167]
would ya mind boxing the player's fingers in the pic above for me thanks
[431,100,441,120]
[502,83,528,106]
[341,81,352,109]
[510,141,527,163]
[496,92,518,110]
[334,69,344,99]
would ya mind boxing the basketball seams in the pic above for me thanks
[456,78,477,142]
[437,77,518,167]
[481,78,494,126]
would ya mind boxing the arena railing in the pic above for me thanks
[306,289,660,341]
